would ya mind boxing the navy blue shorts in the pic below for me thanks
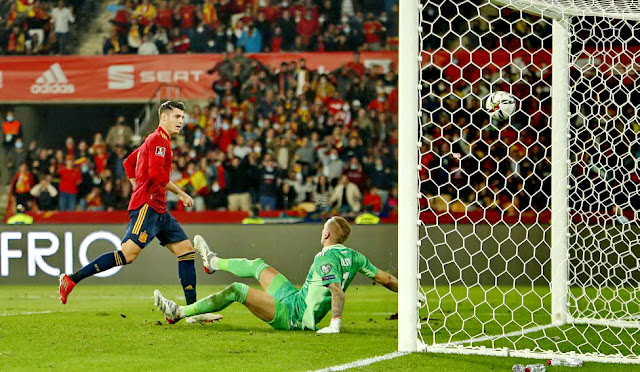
[122,204,189,248]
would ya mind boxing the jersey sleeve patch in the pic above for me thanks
[315,256,340,286]
[155,146,166,157]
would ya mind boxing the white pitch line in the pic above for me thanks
[311,351,408,372]
[0,310,57,317]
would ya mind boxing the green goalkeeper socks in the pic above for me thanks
[217,258,269,281]
[182,283,249,317]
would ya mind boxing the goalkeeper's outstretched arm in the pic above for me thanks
[374,270,398,292]
[317,282,345,334]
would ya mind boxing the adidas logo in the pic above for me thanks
[30,63,75,94]
[184,285,194,290]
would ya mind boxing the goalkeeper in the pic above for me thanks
[154,216,398,334]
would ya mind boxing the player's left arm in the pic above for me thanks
[317,282,345,335]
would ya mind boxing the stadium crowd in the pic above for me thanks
[0,0,96,55]
[104,0,398,55]
[3,51,399,218]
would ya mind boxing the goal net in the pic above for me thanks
[398,0,640,364]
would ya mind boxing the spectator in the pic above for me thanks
[271,26,283,52]
[188,160,209,211]
[10,163,35,209]
[93,145,109,176]
[385,185,398,215]
[84,186,104,211]
[57,157,81,211]
[225,157,251,211]
[232,135,252,159]
[154,0,173,30]
[254,11,271,51]
[64,136,75,157]
[103,30,123,54]
[312,175,332,212]
[296,10,318,48]
[294,136,315,170]
[138,33,159,54]
[105,116,134,147]
[2,110,22,150]
[206,181,227,210]
[134,0,156,26]
[201,0,218,29]
[154,27,170,52]
[329,174,362,214]
[50,0,74,54]
[341,137,365,161]
[321,148,344,185]
[343,156,366,191]
[367,157,392,205]
[191,21,212,52]
[6,138,27,178]
[168,27,190,53]
[237,26,262,53]
[362,12,382,50]
[30,174,58,211]
[102,181,119,211]
[277,9,296,50]
[362,186,382,214]
[279,182,298,210]
[258,157,280,211]
[212,24,232,53]
[177,0,197,36]
[127,18,142,53]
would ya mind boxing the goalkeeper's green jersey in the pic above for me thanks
[293,244,379,330]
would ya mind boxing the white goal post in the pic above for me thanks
[399,0,640,363]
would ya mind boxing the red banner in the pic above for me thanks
[0,52,398,103]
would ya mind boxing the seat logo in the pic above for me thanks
[108,65,134,89]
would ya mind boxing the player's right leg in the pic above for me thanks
[193,235,280,291]
[154,283,276,324]
[59,239,140,304]
[59,204,155,304]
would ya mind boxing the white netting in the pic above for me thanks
[418,0,640,362]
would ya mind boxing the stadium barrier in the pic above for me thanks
[0,52,398,102]
[0,224,398,284]
[2,223,631,285]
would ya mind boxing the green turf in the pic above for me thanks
[0,284,637,371]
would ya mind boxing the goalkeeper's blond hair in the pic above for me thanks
[328,216,351,244]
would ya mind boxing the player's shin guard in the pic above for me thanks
[216,258,269,280]
[183,283,248,317]
[69,251,128,283]
[178,252,197,305]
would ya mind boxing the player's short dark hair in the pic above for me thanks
[158,101,186,117]
[329,216,351,244]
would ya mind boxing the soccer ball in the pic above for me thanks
[484,91,516,121]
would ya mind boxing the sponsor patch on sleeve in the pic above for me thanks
[155,146,165,157]
[322,274,336,281]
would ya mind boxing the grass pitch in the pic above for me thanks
[0,284,637,371]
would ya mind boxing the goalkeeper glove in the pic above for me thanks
[317,317,341,334]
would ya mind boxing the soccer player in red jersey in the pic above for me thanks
[58,101,199,311]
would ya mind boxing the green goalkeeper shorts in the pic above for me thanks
[266,274,301,330]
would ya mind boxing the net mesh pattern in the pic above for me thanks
[418,0,640,361]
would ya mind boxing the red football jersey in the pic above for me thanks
[123,127,172,213]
